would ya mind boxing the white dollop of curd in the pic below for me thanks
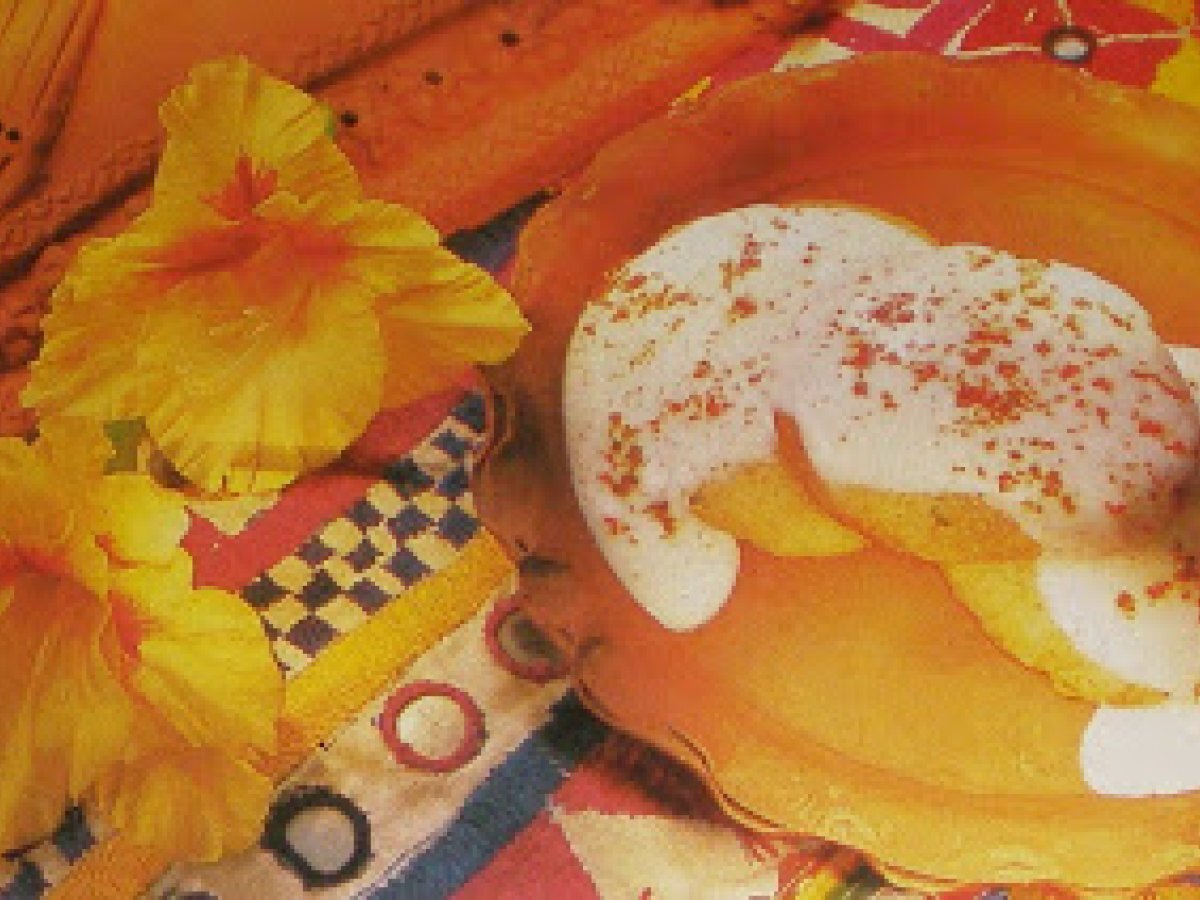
[562,204,1200,794]
[1082,704,1200,797]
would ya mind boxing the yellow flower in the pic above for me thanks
[25,56,529,495]
[0,420,283,861]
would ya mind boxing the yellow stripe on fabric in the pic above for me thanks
[267,529,515,776]
[50,530,515,900]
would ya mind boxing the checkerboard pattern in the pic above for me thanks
[242,392,487,675]
[0,808,99,899]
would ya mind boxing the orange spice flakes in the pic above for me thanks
[1110,547,1200,618]
[865,292,918,326]
[1132,368,1194,405]
[813,245,1200,545]
[727,296,759,323]
[643,499,679,537]
[718,233,765,291]
[598,411,644,499]
[602,515,632,537]
[605,268,703,326]
[953,375,1041,427]
[656,384,736,424]
[993,456,1077,517]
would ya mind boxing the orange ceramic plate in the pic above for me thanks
[475,53,1200,893]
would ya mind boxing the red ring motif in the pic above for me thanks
[484,596,569,683]
[379,681,486,774]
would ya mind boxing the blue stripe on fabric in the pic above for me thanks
[368,692,606,899]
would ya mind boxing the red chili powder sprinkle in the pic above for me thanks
[969,328,1013,346]
[996,360,1021,380]
[867,296,917,325]
[1132,369,1193,403]
[704,393,731,418]
[1146,580,1172,601]
[1059,363,1082,380]
[962,346,992,366]
[603,516,631,537]
[954,380,1036,424]
[644,500,678,536]
[729,297,759,321]
[601,414,644,498]
[842,343,874,372]
[911,362,939,384]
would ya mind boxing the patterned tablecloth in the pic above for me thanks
[4,1,1199,898]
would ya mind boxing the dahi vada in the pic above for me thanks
[473,53,1200,892]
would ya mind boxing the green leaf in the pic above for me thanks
[103,418,147,473]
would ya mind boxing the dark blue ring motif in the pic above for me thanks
[261,786,373,890]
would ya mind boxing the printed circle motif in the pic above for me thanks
[485,596,569,683]
[261,786,372,889]
[379,681,486,773]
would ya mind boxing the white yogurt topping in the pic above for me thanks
[1035,352,1200,701]
[1171,344,1200,394]
[1038,550,1200,697]
[785,249,1197,553]
[1081,703,1200,797]
[563,205,930,630]
[566,204,1198,629]
[563,203,1200,795]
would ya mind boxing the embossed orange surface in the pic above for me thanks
[0,0,811,435]
[475,53,1200,892]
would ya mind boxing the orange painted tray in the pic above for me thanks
[476,52,1200,894]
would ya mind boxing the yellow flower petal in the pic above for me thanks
[0,408,285,860]
[155,56,358,216]
[256,192,442,293]
[92,474,190,567]
[110,547,195,604]
[117,569,282,754]
[134,262,386,493]
[34,414,113,480]
[377,258,530,406]
[23,237,152,423]
[0,696,62,851]
[0,438,68,554]
[0,573,131,850]
[0,437,109,597]
[1153,36,1200,110]
[28,56,528,496]
[94,740,273,862]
